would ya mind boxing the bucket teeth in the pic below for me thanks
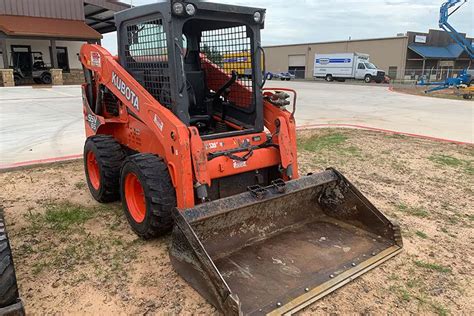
[170,169,403,315]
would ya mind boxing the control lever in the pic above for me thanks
[214,70,238,122]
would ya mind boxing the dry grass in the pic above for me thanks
[0,128,472,315]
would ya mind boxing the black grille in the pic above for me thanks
[199,25,254,109]
[377,71,385,77]
[124,18,172,109]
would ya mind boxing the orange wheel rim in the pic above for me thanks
[124,173,146,223]
[86,151,100,190]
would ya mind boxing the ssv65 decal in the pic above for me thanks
[112,72,140,111]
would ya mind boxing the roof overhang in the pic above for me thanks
[84,1,131,34]
[408,44,464,59]
[0,15,102,40]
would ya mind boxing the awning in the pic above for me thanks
[408,44,464,59]
[0,15,102,40]
[84,0,131,34]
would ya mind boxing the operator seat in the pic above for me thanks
[185,50,212,125]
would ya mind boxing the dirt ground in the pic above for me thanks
[0,129,472,315]
[392,85,473,101]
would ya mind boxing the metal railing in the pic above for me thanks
[403,68,469,82]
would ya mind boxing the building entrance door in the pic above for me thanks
[438,61,455,80]
[11,45,32,76]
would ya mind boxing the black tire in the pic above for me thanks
[364,75,372,83]
[326,74,334,82]
[13,75,21,86]
[0,210,21,308]
[375,79,382,84]
[84,135,126,203]
[280,78,285,81]
[40,73,52,85]
[120,154,176,239]
[286,78,291,81]
[33,78,42,84]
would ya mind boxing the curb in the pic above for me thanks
[0,154,83,172]
[1,125,471,172]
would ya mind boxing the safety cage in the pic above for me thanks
[116,1,266,139]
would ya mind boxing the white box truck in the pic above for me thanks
[314,53,386,83]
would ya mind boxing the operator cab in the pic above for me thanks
[116,0,266,139]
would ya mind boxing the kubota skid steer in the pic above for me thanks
[79,1,403,314]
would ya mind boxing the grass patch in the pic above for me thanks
[32,261,50,275]
[432,302,449,316]
[396,203,429,218]
[24,201,100,233]
[415,231,428,239]
[43,202,96,231]
[429,154,473,175]
[298,133,348,152]
[429,154,463,167]
[29,234,138,277]
[414,260,452,273]
[386,134,408,140]
[390,285,411,302]
[298,133,362,159]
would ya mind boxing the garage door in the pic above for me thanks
[288,55,306,78]
[288,55,306,67]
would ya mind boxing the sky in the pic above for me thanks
[102,0,473,55]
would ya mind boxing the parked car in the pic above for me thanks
[265,72,296,81]
[279,72,295,81]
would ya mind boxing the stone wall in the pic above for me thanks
[63,69,85,85]
[50,69,63,85]
[0,69,14,87]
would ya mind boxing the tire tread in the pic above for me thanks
[122,154,176,239]
[84,135,126,203]
[0,211,20,308]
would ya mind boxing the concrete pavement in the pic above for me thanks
[0,86,84,165]
[272,81,473,144]
[0,82,472,165]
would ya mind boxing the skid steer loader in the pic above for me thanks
[79,1,403,314]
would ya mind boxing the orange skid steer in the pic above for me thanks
[79,1,402,314]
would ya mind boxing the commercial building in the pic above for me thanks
[265,29,473,81]
[0,0,129,86]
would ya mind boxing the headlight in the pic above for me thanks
[253,11,262,23]
[185,4,196,16]
[172,2,185,15]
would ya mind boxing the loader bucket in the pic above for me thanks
[170,169,403,315]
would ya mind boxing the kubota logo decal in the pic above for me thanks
[112,72,139,111]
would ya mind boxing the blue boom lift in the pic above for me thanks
[418,0,473,94]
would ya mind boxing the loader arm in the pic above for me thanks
[80,44,196,208]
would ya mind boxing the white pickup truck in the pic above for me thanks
[314,53,386,83]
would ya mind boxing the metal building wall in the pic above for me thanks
[265,36,409,80]
[0,0,85,20]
